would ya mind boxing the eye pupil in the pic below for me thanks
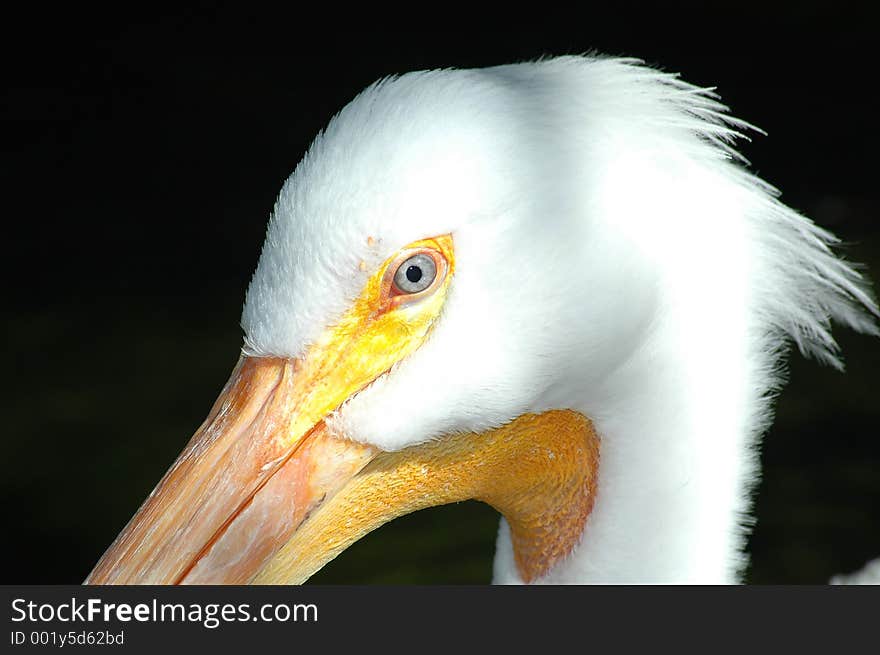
[406,265,423,283]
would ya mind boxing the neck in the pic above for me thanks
[494,272,764,584]
[576,353,757,583]
[498,343,759,583]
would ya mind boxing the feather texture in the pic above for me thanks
[241,56,878,582]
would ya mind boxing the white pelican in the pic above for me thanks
[86,55,878,585]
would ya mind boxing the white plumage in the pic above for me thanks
[236,55,877,583]
[831,557,880,585]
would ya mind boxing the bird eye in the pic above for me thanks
[392,253,437,295]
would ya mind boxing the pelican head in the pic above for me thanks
[86,55,878,584]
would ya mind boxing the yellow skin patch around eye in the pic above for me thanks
[278,234,455,449]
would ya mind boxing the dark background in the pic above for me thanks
[3,4,879,584]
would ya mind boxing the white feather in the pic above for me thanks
[831,558,880,585]
[241,56,878,583]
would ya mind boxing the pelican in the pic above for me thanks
[86,55,878,585]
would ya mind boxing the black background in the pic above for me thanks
[3,4,879,584]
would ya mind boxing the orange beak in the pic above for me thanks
[85,233,600,585]
[85,355,378,584]
[86,235,455,584]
